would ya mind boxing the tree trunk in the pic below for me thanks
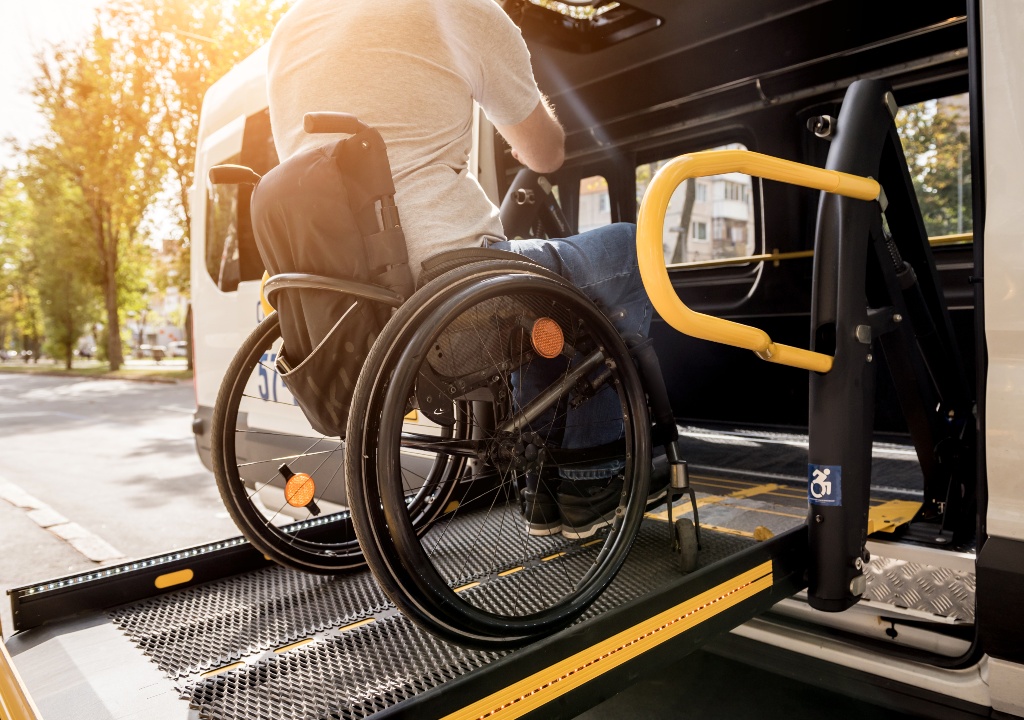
[671,179,697,264]
[104,276,122,371]
[92,200,123,371]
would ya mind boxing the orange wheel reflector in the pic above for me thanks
[531,317,564,359]
[284,472,316,508]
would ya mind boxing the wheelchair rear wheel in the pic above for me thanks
[212,313,466,573]
[346,260,651,647]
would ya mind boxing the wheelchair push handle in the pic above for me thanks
[303,112,370,135]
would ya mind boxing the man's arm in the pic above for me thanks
[494,96,565,174]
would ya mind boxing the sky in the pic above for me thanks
[0,0,104,167]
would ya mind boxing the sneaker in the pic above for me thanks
[522,486,562,536]
[558,477,625,540]
[559,456,674,540]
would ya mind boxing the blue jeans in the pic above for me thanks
[491,223,652,481]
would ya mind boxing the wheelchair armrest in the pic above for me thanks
[208,164,261,186]
[264,273,404,309]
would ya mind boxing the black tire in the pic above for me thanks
[675,518,698,573]
[346,261,651,647]
[211,313,464,574]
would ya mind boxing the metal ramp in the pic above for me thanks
[5,512,806,720]
[5,427,972,719]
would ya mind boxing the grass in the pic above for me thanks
[0,362,192,383]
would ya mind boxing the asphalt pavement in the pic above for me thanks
[0,373,237,637]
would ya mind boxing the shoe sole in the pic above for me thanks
[526,520,563,537]
[562,487,671,540]
[561,511,615,540]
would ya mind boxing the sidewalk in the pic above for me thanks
[0,357,192,383]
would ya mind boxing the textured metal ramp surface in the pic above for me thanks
[863,556,976,622]
[110,518,751,720]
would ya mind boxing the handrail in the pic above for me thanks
[637,149,882,374]
[666,233,972,272]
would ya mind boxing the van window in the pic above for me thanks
[636,142,759,267]
[206,153,242,291]
[578,175,611,232]
[895,93,971,239]
[204,110,280,292]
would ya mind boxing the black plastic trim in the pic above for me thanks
[708,629,990,720]
[977,536,1024,663]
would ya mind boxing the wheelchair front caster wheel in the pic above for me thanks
[675,517,698,573]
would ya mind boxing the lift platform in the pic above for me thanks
[2,521,802,719]
[3,425,949,720]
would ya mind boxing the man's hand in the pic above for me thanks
[496,96,565,174]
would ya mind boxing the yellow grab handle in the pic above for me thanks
[637,150,882,374]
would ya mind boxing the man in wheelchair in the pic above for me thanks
[264,0,667,543]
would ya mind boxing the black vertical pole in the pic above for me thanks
[807,80,893,611]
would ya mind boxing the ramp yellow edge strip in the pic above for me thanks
[443,560,773,720]
[1,641,42,720]
[637,149,881,374]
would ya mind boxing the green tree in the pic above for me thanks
[104,0,291,295]
[896,98,972,238]
[31,25,166,370]
[21,161,100,367]
[0,174,44,358]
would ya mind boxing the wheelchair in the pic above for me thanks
[209,112,699,649]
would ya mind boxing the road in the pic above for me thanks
[0,373,237,637]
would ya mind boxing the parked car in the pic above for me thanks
[168,340,189,358]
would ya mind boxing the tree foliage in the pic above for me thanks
[20,162,101,368]
[896,98,972,238]
[31,25,165,369]
[0,174,44,357]
[8,0,288,368]
[103,0,290,294]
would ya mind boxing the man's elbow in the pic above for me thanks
[530,144,564,174]
[529,125,565,174]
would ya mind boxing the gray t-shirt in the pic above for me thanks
[267,0,542,274]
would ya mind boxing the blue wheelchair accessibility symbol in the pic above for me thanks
[808,464,842,506]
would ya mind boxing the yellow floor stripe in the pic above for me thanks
[867,499,922,534]
[717,502,805,520]
[442,561,773,720]
[201,661,246,678]
[647,483,782,521]
[339,618,375,633]
[689,474,758,487]
[701,524,756,538]
[274,638,314,654]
